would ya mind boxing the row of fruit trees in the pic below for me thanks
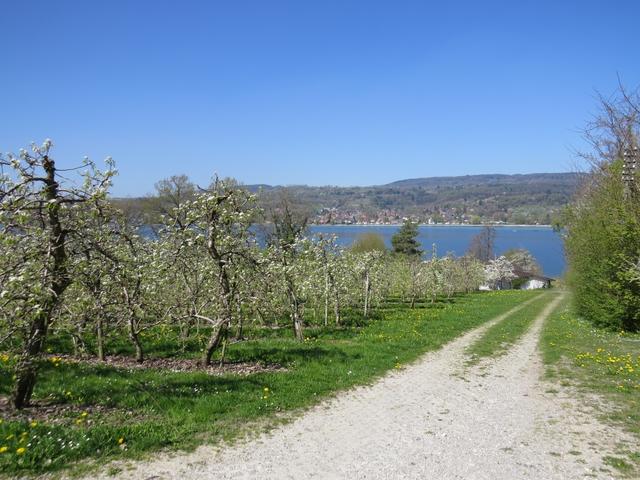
[0,141,517,409]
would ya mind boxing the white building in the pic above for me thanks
[520,275,553,290]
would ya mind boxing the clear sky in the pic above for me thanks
[2,0,639,196]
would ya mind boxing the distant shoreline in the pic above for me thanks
[309,224,554,228]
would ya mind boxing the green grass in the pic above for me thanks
[465,291,554,364]
[540,298,640,476]
[0,290,538,477]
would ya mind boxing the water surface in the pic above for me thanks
[310,225,565,278]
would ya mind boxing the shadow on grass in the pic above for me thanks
[0,343,360,410]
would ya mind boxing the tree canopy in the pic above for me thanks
[467,226,495,263]
[391,220,422,257]
[503,248,541,275]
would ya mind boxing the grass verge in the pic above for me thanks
[540,298,640,477]
[0,290,538,477]
[465,291,553,365]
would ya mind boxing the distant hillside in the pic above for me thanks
[384,173,578,188]
[252,172,581,225]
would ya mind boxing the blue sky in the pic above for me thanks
[2,1,639,196]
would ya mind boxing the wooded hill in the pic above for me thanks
[250,172,580,225]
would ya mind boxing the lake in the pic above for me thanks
[309,225,566,278]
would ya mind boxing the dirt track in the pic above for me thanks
[90,292,631,480]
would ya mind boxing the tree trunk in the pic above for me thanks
[128,318,144,363]
[334,290,341,325]
[178,319,190,353]
[72,334,79,358]
[72,319,87,357]
[219,336,228,367]
[363,271,370,318]
[324,268,329,327]
[179,317,191,341]
[286,275,305,341]
[256,307,266,325]
[12,308,51,409]
[12,155,69,410]
[202,320,228,366]
[235,300,243,340]
[292,307,304,341]
[96,318,105,361]
[235,318,243,341]
[203,229,235,364]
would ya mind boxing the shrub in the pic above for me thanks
[563,159,640,331]
[351,232,387,253]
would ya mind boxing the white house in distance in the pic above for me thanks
[519,274,554,290]
[480,256,555,291]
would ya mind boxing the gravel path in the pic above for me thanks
[93,292,631,480]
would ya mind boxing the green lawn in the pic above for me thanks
[540,298,640,476]
[465,291,553,364]
[0,290,537,477]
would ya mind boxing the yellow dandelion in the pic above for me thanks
[0,446,8,454]
[29,421,37,428]
[16,447,26,455]
[117,437,125,445]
